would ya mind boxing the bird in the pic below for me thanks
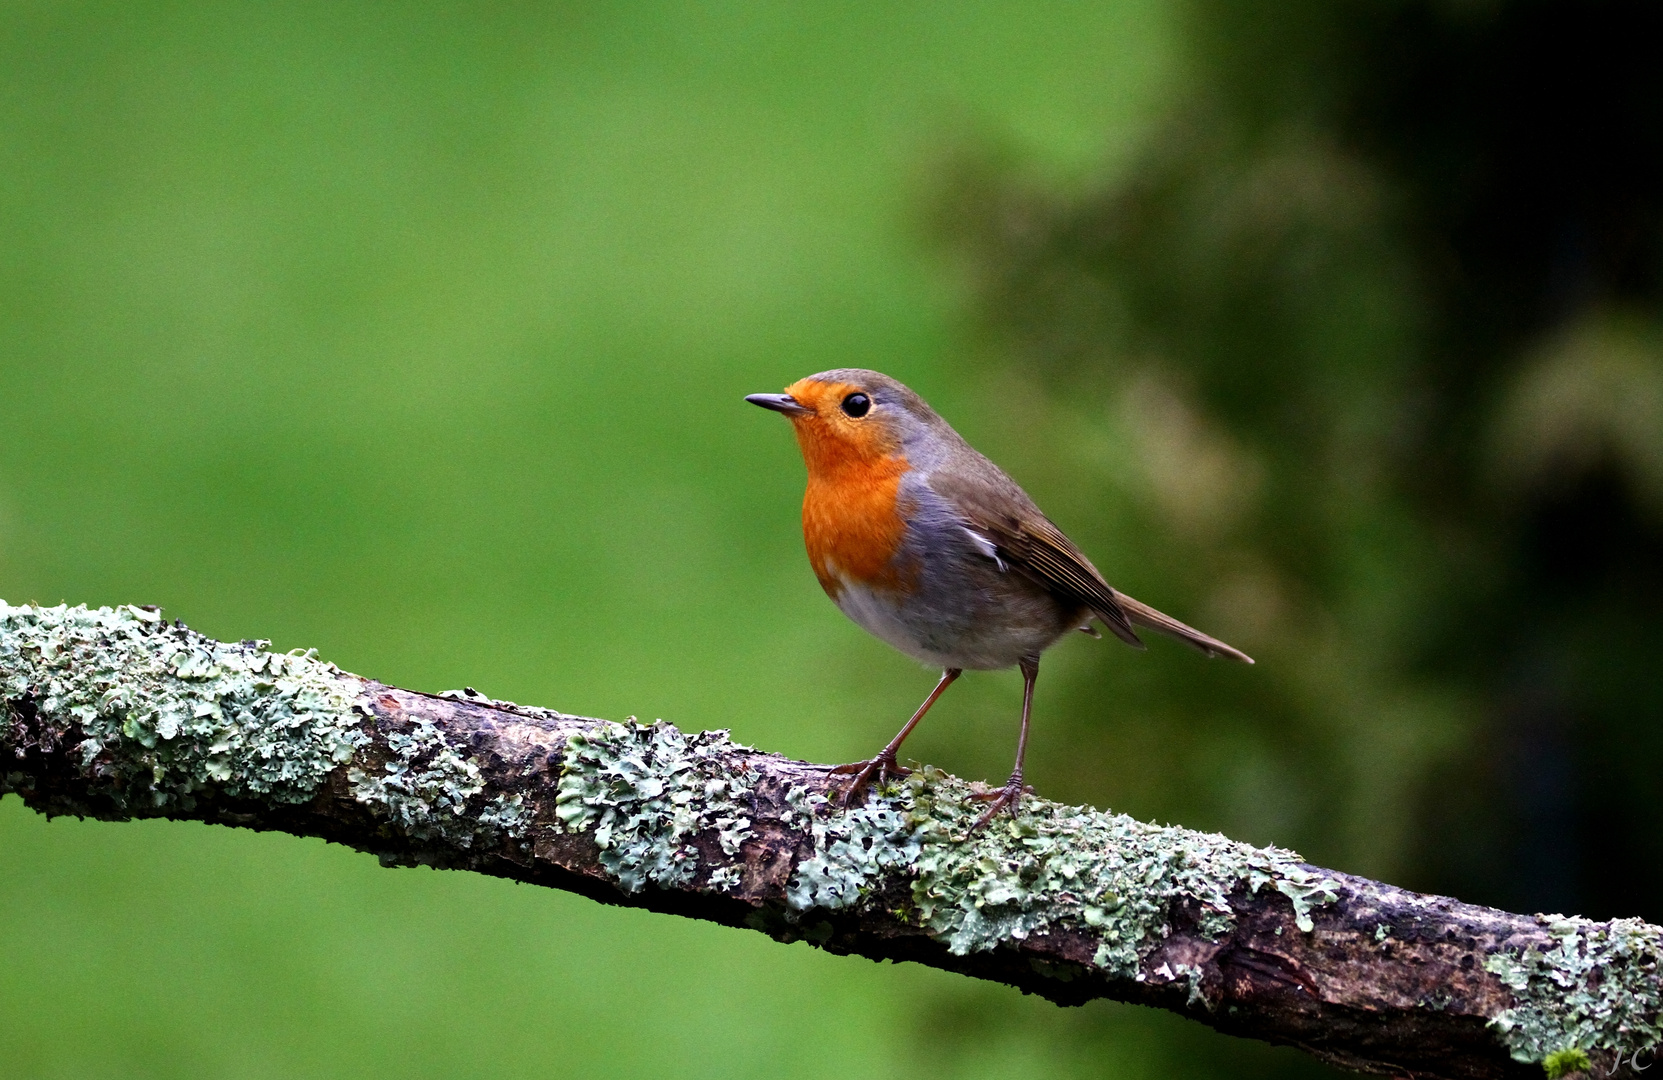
[747,368,1253,831]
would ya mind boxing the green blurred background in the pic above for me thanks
[3,1,1661,1077]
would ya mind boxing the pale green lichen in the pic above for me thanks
[555,720,756,892]
[346,716,533,846]
[0,602,367,808]
[0,603,533,847]
[784,784,922,910]
[1276,872,1342,933]
[553,723,1338,982]
[1484,915,1663,1066]
[784,766,1334,975]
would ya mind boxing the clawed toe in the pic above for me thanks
[831,755,911,807]
[968,779,1031,832]
[828,759,912,778]
[968,782,1034,802]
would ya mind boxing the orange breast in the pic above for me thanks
[781,376,914,596]
[799,454,912,597]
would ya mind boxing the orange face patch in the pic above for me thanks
[781,379,902,471]
[781,379,913,595]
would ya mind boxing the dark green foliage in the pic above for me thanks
[925,0,1662,1070]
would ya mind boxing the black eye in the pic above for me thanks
[840,393,871,418]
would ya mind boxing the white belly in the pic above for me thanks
[830,576,951,666]
[828,572,1067,671]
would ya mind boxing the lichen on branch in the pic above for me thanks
[1485,916,1663,1066]
[4,601,1662,1080]
[0,602,366,808]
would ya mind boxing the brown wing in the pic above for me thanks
[975,514,1145,647]
[931,466,1254,663]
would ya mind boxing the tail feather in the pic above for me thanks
[1096,592,1254,664]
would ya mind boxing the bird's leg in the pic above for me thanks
[970,655,1040,832]
[832,667,961,806]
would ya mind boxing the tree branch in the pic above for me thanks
[1,604,1658,1079]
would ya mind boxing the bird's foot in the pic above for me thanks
[829,753,911,807]
[968,775,1035,832]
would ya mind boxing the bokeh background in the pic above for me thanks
[3,2,1661,1077]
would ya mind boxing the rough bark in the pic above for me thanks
[2,603,1659,1080]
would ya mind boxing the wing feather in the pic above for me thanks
[929,466,1252,663]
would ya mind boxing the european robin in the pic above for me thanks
[747,369,1253,830]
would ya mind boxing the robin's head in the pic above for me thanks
[746,369,946,475]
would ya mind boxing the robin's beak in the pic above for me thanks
[745,393,813,417]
